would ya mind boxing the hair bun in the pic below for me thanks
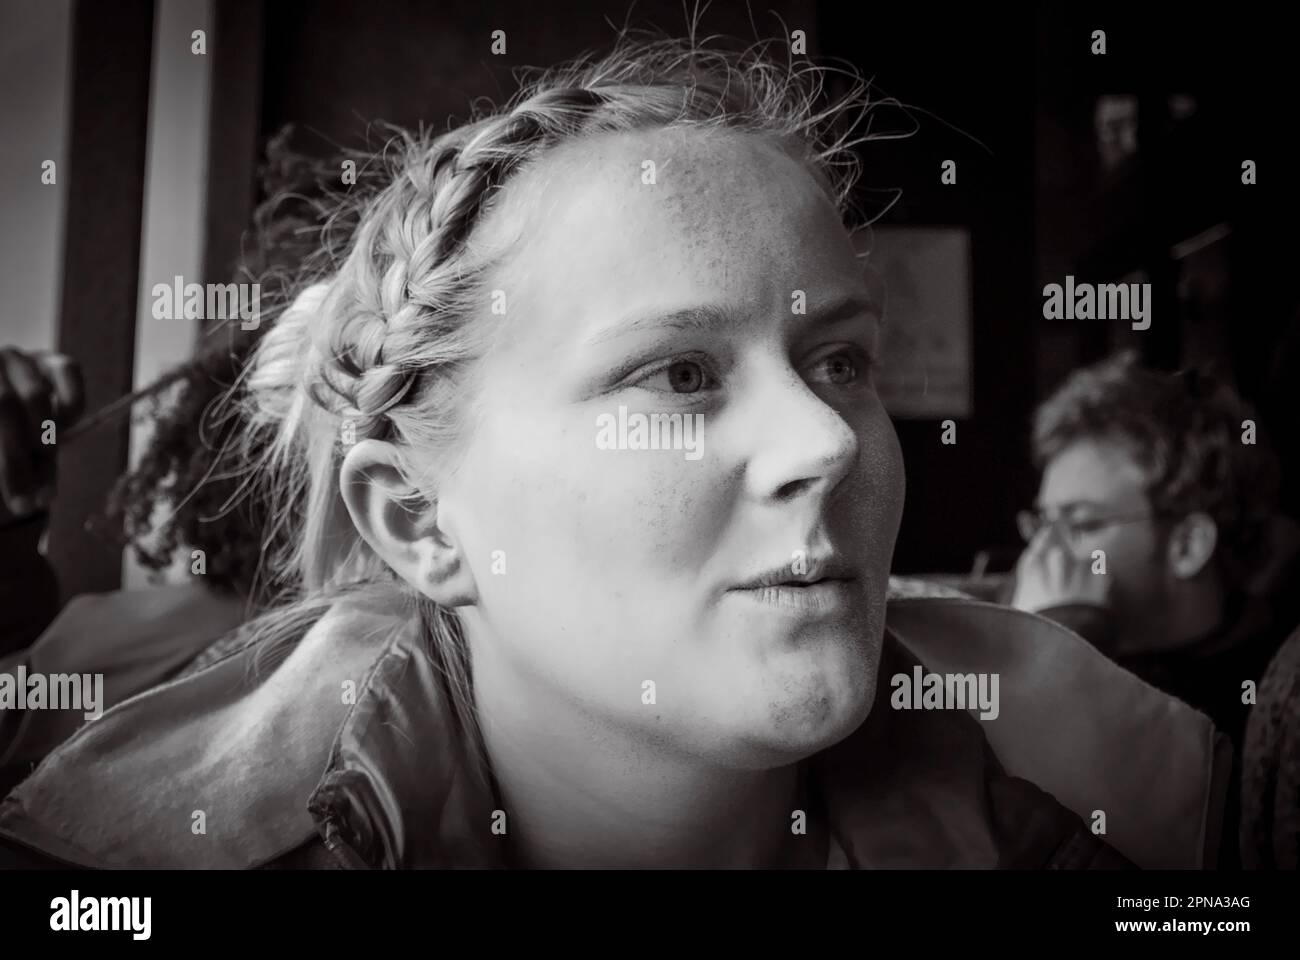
[244,281,333,426]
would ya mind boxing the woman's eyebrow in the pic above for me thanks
[584,294,879,347]
[583,305,734,347]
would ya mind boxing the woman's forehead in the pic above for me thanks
[486,127,851,287]
[494,126,828,237]
[471,140,866,373]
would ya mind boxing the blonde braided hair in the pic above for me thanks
[235,30,883,743]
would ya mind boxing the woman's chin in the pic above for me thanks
[709,667,878,768]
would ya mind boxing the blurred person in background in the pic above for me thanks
[1010,350,1299,866]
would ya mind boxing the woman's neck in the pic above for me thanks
[470,651,828,869]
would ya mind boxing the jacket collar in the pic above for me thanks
[303,622,1014,869]
[305,627,506,868]
[0,598,1070,869]
[0,598,401,868]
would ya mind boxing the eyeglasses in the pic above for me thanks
[1015,508,1154,551]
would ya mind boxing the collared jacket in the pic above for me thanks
[0,591,1224,869]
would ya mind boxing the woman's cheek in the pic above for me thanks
[447,417,581,591]
[497,428,664,595]
[866,412,906,560]
[630,454,729,575]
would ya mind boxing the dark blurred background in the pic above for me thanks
[2,0,1295,593]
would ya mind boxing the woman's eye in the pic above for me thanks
[632,357,716,395]
[666,360,706,393]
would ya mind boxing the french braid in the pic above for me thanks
[236,31,880,722]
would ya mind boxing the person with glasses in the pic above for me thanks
[1009,351,1297,867]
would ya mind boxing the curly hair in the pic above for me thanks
[1032,350,1282,587]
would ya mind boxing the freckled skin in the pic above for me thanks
[442,126,904,758]
[431,126,904,864]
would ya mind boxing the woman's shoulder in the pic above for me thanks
[0,591,1214,870]
[811,621,1129,869]
[864,594,1226,868]
[0,582,250,797]
[0,595,415,868]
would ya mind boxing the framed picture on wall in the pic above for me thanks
[858,226,974,419]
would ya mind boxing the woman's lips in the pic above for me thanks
[728,577,860,615]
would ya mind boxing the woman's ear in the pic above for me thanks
[338,439,478,607]
[1165,510,1219,580]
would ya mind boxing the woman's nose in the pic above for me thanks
[742,365,860,504]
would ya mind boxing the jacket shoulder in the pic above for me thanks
[0,833,79,869]
[984,767,1134,869]
[815,624,1136,869]
[0,598,407,868]
[882,596,1225,868]
[256,837,350,870]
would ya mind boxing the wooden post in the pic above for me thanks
[46,0,154,600]
[202,0,264,316]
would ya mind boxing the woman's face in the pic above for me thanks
[441,126,905,768]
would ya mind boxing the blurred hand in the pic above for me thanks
[1010,522,1114,614]
[0,347,84,521]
